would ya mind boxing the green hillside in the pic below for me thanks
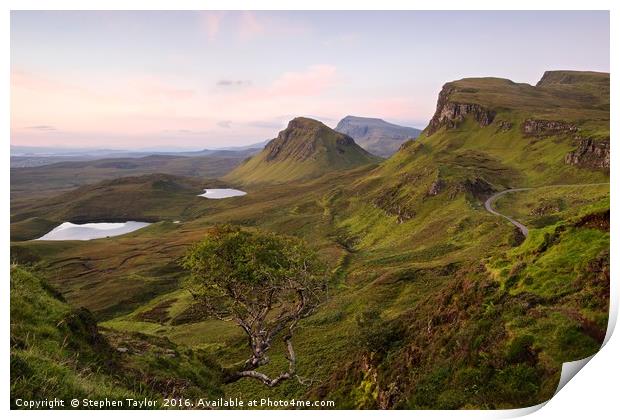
[346,70,609,245]
[224,117,380,185]
[304,71,610,406]
[9,70,610,409]
[10,265,222,408]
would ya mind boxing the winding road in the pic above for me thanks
[484,189,532,236]
[484,183,610,237]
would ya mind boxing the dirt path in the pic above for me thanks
[484,183,609,237]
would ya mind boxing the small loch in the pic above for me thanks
[198,188,247,199]
[36,221,151,241]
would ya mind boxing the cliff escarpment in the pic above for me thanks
[425,85,496,136]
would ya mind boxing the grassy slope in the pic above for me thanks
[10,266,222,407]
[493,184,609,230]
[318,194,609,409]
[10,71,610,409]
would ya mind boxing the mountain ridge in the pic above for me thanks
[335,115,422,157]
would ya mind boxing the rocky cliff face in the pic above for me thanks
[565,137,610,170]
[426,86,496,136]
[522,119,579,137]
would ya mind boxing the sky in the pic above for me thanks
[11,11,610,150]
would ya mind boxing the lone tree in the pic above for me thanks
[183,224,327,387]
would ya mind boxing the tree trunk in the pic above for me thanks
[224,335,296,387]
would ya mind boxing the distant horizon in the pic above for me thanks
[10,113,427,150]
[9,142,264,153]
[11,11,610,148]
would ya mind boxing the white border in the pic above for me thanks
[3,1,616,419]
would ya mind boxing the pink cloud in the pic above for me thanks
[201,11,225,42]
[183,65,341,130]
[269,65,338,97]
[197,65,339,119]
[236,12,311,42]
[12,70,84,95]
[238,12,265,41]
[11,70,200,135]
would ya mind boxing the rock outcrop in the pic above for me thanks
[427,178,445,196]
[456,178,495,201]
[531,199,563,216]
[426,86,496,136]
[373,190,416,223]
[495,120,513,132]
[522,119,579,137]
[565,137,610,170]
